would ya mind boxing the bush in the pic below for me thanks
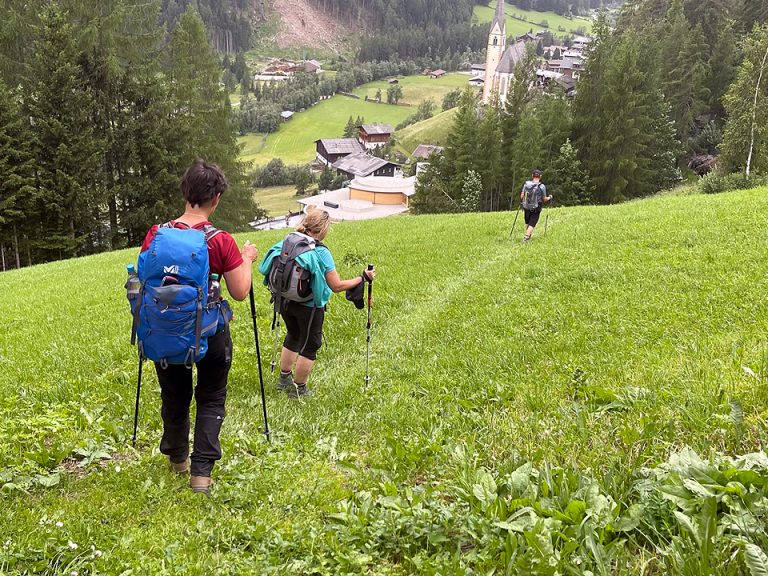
[697,171,767,195]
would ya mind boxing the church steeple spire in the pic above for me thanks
[492,0,505,31]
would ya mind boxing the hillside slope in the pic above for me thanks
[270,0,351,52]
[2,190,768,573]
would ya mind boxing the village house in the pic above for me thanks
[429,69,447,79]
[332,152,397,180]
[411,144,444,160]
[315,138,365,166]
[358,124,393,149]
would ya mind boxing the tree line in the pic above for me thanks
[0,2,258,271]
[414,0,768,213]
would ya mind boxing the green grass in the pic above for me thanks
[474,0,592,38]
[2,189,768,573]
[239,74,470,167]
[352,73,468,105]
[395,107,458,155]
[253,185,308,216]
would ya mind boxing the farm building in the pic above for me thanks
[411,144,444,160]
[430,69,447,78]
[315,138,365,165]
[358,124,393,149]
[281,111,295,121]
[304,60,322,74]
[298,176,416,222]
[332,152,397,180]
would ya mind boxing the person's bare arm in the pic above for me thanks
[223,240,258,301]
[325,268,376,293]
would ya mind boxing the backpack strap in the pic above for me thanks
[201,224,222,243]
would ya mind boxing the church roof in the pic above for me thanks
[496,40,527,74]
[492,0,505,31]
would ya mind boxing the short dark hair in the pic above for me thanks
[180,160,228,208]
[532,169,542,178]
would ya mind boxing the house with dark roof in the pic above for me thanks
[358,124,393,149]
[430,69,447,78]
[332,152,397,180]
[411,144,444,160]
[315,138,364,165]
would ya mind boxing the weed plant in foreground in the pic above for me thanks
[1,189,767,574]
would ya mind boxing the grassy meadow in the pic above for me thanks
[395,108,459,155]
[2,189,768,574]
[253,185,306,216]
[238,74,471,166]
[473,0,593,37]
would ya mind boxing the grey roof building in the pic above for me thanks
[412,144,444,159]
[315,138,365,165]
[332,152,397,179]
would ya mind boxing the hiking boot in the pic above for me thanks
[190,475,214,495]
[277,370,293,392]
[523,235,531,243]
[169,456,189,475]
[287,383,313,399]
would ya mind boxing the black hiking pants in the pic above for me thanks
[155,325,232,477]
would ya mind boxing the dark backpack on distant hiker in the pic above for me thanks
[266,232,322,313]
[521,181,542,211]
[128,223,230,367]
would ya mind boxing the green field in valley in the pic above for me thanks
[239,74,472,167]
[2,189,768,573]
[395,107,459,155]
[474,0,592,37]
[253,184,308,216]
[352,73,469,105]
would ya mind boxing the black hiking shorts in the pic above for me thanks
[524,206,542,228]
[281,301,325,360]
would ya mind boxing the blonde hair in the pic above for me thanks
[296,206,331,240]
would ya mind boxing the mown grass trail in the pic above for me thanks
[1,190,768,574]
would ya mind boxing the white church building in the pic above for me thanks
[482,0,528,105]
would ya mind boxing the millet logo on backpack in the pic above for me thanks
[163,265,179,275]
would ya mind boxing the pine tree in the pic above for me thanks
[0,79,36,269]
[475,95,503,210]
[343,115,356,137]
[318,165,334,191]
[166,6,256,230]
[25,5,105,259]
[707,19,740,117]
[443,87,479,194]
[547,139,591,206]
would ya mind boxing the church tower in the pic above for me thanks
[483,0,506,104]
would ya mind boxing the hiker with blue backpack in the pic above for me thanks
[128,160,258,494]
[520,169,552,242]
[259,207,376,399]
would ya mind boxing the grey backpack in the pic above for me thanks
[267,232,319,311]
[521,181,542,210]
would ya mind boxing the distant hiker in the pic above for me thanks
[259,207,376,399]
[137,160,258,494]
[520,169,552,242]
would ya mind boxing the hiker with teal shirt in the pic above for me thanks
[521,169,552,242]
[259,207,376,398]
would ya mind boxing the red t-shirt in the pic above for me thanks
[140,220,243,276]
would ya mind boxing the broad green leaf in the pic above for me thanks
[744,543,768,576]
[473,470,497,507]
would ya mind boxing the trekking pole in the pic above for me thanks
[543,198,553,238]
[364,264,374,387]
[131,354,144,446]
[509,204,522,238]
[249,286,271,443]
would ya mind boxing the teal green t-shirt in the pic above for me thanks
[259,240,335,308]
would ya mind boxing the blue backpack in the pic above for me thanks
[129,223,230,367]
